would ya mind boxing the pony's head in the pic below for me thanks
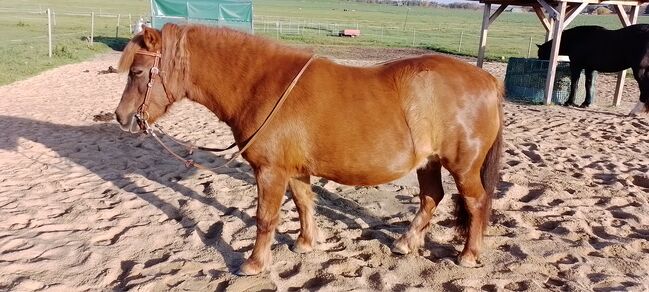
[537,42,551,60]
[115,26,180,133]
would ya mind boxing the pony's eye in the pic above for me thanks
[131,69,144,76]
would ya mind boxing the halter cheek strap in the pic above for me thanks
[134,50,175,130]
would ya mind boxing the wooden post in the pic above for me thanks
[116,14,121,38]
[458,31,464,53]
[129,14,132,33]
[613,4,640,106]
[546,18,555,41]
[544,1,567,105]
[90,12,95,45]
[412,28,416,46]
[477,3,491,67]
[527,36,533,58]
[47,9,52,58]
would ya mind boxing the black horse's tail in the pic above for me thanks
[456,83,504,237]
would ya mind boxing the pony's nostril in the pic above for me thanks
[114,111,122,123]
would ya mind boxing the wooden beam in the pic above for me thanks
[533,4,552,32]
[613,5,639,106]
[546,18,555,41]
[562,2,587,29]
[536,0,559,18]
[489,4,508,26]
[477,0,645,7]
[477,3,491,68]
[544,1,567,105]
[614,4,632,26]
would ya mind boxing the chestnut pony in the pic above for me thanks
[115,23,504,275]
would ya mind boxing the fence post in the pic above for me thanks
[116,14,121,38]
[47,8,52,58]
[458,31,464,53]
[527,36,533,58]
[412,28,416,47]
[90,12,94,45]
[129,14,132,33]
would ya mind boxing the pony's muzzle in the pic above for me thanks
[115,111,141,133]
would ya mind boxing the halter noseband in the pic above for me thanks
[134,50,175,132]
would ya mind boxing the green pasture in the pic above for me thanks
[1,0,647,85]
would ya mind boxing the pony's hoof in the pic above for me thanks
[292,242,314,254]
[457,255,483,268]
[236,260,263,276]
[562,102,577,107]
[391,239,412,255]
[579,103,590,108]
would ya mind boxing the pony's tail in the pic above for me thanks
[455,83,504,237]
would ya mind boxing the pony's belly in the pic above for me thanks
[314,151,419,186]
[321,168,412,186]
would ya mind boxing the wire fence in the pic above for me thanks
[1,8,145,58]
[253,15,543,59]
[1,7,544,60]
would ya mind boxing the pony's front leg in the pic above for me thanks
[581,69,596,108]
[237,167,288,276]
[288,175,318,253]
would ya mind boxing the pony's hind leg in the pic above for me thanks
[288,175,318,253]
[392,160,444,255]
[563,66,582,107]
[581,68,596,108]
[451,167,490,267]
[237,167,288,276]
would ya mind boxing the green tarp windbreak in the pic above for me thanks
[151,0,253,33]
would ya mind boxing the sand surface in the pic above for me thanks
[0,49,648,291]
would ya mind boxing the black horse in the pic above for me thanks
[538,24,649,115]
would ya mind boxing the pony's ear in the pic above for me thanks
[536,44,541,48]
[142,26,162,51]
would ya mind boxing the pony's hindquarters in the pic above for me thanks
[393,56,504,267]
[450,80,504,267]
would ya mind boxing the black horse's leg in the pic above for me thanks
[580,69,595,108]
[630,66,649,115]
[564,66,581,107]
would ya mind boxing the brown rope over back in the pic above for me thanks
[140,54,317,171]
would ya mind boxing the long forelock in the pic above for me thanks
[118,35,145,73]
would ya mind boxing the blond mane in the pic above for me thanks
[117,34,144,73]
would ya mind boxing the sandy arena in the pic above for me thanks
[0,48,648,291]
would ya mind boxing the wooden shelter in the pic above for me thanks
[473,0,647,106]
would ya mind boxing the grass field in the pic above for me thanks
[1,0,648,85]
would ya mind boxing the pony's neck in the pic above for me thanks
[181,27,311,141]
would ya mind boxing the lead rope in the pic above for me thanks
[145,54,317,172]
